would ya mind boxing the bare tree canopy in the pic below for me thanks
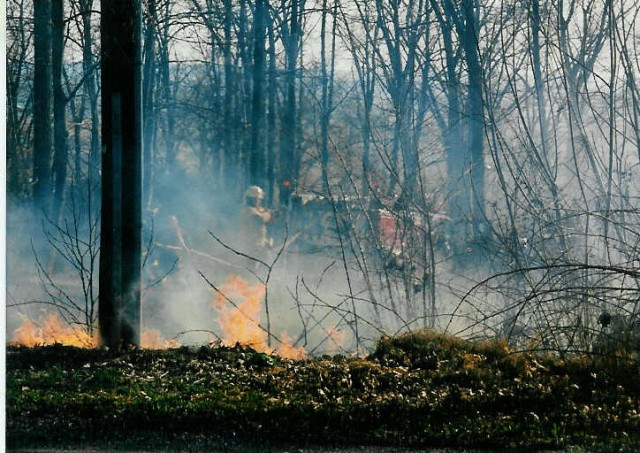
[6,0,640,357]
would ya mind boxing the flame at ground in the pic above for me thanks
[325,327,348,353]
[276,332,306,361]
[212,274,306,360]
[10,313,179,349]
[11,313,98,348]
[141,329,181,349]
[213,275,268,347]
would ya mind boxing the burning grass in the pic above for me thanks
[9,274,307,360]
[7,330,640,451]
[12,313,98,348]
[212,274,306,360]
[9,312,179,350]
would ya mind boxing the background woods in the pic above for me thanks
[6,0,640,355]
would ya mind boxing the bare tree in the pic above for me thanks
[278,0,305,206]
[142,0,158,208]
[371,0,430,201]
[32,0,53,210]
[249,0,268,188]
[7,0,34,198]
[51,0,69,223]
[338,2,378,195]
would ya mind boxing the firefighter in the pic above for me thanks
[240,185,273,257]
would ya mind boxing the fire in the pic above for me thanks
[140,329,181,349]
[11,313,97,348]
[325,327,347,353]
[213,274,268,348]
[212,274,306,360]
[276,332,306,360]
[10,273,306,358]
[10,313,180,349]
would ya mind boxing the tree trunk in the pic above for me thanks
[221,0,234,191]
[462,0,486,233]
[79,0,100,187]
[7,0,33,197]
[374,0,427,202]
[33,0,53,210]
[249,0,267,188]
[529,0,566,252]
[51,0,68,223]
[361,74,375,195]
[266,10,278,205]
[68,94,85,186]
[319,0,333,195]
[99,0,143,350]
[438,0,472,261]
[160,0,175,171]
[279,0,303,206]
[341,2,377,195]
[142,0,157,208]
[238,0,251,190]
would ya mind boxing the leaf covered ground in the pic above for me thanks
[6,330,640,451]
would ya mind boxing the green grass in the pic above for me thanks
[6,332,640,451]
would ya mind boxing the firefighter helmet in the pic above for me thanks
[244,185,264,200]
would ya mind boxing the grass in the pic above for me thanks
[6,331,640,451]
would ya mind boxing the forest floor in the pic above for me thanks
[6,330,640,452]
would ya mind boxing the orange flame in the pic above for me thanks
[140,329,181,349]
[212,274,306,360]
[10,313,180,349]
[11,313,97,348]
[276,332,306,360]
[213,274,268,348]
[325,327,347,353]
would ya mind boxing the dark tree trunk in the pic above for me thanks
[266,10,277,206]
[33,0,53,210]
[51,0,68,222]
[374,0,426,202]
[160,0,175,171]
[344,4,377,195]
[319,0,330,194]
[436,0,470,261]
[221,0,234,190]
[238,0,251,189]
[249,0,267,188]
[79,0,100,187]
[99,0,143,350]
[142,0,157,208]
[279,0,302,206]
[376,0,402,198]
[68,95,85,186]
[462,0,485,233]
[319,0,337,196]
[7,0,31,197]
[360,70,374,195]
[529,0,565,251]
[531,0,548,161]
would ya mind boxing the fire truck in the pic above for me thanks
[149,190,451,292]
[277,192,452,281]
